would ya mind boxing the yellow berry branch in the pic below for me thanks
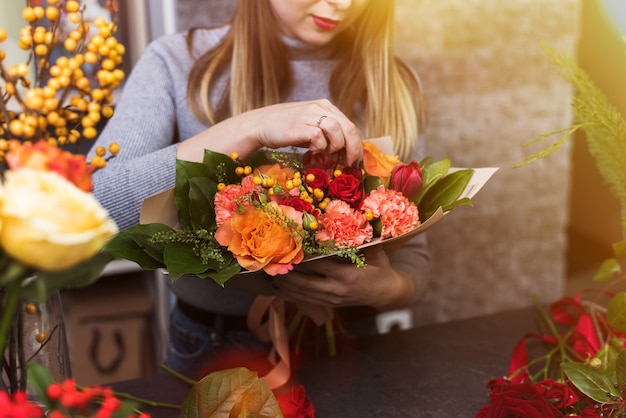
[0,0,124,166]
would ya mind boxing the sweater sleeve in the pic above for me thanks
[89,40,182,231]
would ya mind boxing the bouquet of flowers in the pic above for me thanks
[477,44,626,417]
[104,140,478,284]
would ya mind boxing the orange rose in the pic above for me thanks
[214,202,304,276]
[362,141,400,183]
[5,139,93,192]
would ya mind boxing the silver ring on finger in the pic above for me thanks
[316,115,328,126]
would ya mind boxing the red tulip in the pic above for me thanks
[389,160,423,198]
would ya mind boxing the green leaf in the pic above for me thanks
[179,368,282,418]
[608,292,626,332]
[616,349,626,392]
[104,223,173,269]
[562,361,621,403]
[412,158,450,205]
[422,157,451,185]
[188,176,218,228]
[163,243,215,280]
[175,159,213,229]
[26,363,54,404]
[245,150,274,168]
[594,340,622,377]
[363,175,383,193]
[593,257,622,282]
[613,239,626,259]
[418,169,474,220]
[204,261,242,287]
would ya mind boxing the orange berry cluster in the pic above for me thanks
[0,0,124,167]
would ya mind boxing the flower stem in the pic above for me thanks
[0,269,28,359]
[108,389,181,410]
[160,363,197,386]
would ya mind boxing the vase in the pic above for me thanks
[1,290,71,397]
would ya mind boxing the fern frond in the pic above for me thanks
[543,43,626,208]
[514,124,589,168]
[519,43,626,208]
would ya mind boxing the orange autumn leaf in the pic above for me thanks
[179,367,284,418]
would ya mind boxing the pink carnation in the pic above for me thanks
[214,178,259,226]
[361,185,420,239]
[315,200,373,247]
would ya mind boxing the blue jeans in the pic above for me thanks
[164,303,271,374]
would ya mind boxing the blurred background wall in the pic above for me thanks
[393,0,581,324]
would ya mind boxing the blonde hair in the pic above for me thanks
[186,0,426,161]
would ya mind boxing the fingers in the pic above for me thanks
[313,109,362,167]
[254,100,363,166]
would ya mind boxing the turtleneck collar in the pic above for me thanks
[279,34,338,61]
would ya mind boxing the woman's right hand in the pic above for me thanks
[177,99,363,167]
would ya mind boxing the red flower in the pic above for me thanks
[360,185,420,239]
[341,166,363,182]
[275,385,315,418]
[535,378,579,409]
[328,173,362,206]
[389,160,423,199]
[478,377,564,417]
[315,200,372,247]
[304,168,330,190]
[281,197,318,216]
[5,139,93,192]
[0,391,44,418]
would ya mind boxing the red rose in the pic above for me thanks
[304,168,330,190]
[328,173,362,206]
[536,379,578,409]
[281,197,318,215]
[275,385,315,418]
[479,378,564,417]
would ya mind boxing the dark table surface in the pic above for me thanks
[112,306,539,417]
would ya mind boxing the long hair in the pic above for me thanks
[186,0,426,161]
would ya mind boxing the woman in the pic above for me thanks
[90,0,430,373]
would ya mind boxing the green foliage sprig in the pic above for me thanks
[516,42,626,210]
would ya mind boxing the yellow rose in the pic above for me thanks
[0,169,118,271]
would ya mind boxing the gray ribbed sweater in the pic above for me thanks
[90,26,430,315]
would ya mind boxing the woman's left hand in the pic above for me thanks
[273,246,415,311]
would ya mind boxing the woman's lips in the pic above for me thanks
[312,15,339,31]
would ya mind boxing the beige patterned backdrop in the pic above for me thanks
[176,0,582,324]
